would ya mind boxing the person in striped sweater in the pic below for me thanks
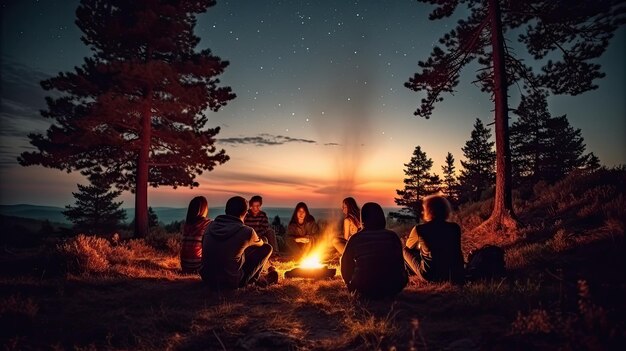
[180,196,211,273]
[244,195,279,254]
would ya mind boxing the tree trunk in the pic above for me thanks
[134,100,151,238]
[484,0,519,232]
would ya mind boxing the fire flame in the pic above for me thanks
[296,221,340,269]
[300,252,325,269]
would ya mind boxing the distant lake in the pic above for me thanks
[0,204,400,226]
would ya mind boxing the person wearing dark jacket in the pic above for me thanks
[200,196,272,290]
[286,202,320,257]
[403,195,464,284]
[340,202,408,299]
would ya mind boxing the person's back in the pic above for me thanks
[413,220,464,283]
[403,195,464,284]
[342,228,408,299]
[200,196,272,290]
[341,202,408,299]
[180,196,211,274]
[181,218,210,273]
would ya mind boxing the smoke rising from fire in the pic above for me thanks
[309,33,377,236]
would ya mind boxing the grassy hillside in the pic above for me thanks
[0,168,624,350]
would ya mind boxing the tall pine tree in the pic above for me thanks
[459,119,496,203]
[393,146,441,222]
[510,91,552,185]
[63,181,127,235]
[441,152,459,203]
[542,115,589,183]
[405,0,624,231]
[511,91,593,185]
[18,0,235,237]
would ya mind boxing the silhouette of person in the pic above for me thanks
[286,202,319,257]
[332,197,361,255]
[244,195,279,254]
[200,196,272,289]
[341,202,408,299]
[403,195,464,284]
[180,196,211,274]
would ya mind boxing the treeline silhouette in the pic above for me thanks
[392,92,599,223]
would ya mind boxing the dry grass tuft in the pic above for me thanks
[59,235,112,274]
[57,234,181,277]
[508,280,623,349]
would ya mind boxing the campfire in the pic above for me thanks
[285,246,336,279]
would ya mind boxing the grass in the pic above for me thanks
[1,168,625,350]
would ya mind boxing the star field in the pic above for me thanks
[0,0,624,207]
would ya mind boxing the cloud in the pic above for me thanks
[324,142,340,146]
[0,57,54,148]
[0,56,52,117]
[201,170,318,189]
[218,133,317,146]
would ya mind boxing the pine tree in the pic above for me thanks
[148,207,159,228]
[18,0,235,238]
[405,0,623,231]
[511,91,592,184]
[63,181,127,235]
[510,91,552,185]
[459,119,496,203]
[542,115,588,183]
[392,146,441,222]
[441,152,459,203]
[585,153,602,172]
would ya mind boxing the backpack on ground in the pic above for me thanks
[465,244,506,281]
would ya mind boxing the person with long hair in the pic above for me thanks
[403,195,464,284]
[340,202,408,299]
[180,196,211,273]
[286,202,320,257]
[332,197,361,254]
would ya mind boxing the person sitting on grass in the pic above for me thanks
[332,197,361,255]
[403,195,464,285]
[200,196,273,290]
[286,202,320,257]
[340,202,408,299]
[244,195,279,254]
[180,196,211,274]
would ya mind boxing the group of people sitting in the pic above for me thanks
[180,193,465,299]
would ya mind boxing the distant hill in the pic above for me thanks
[0,204,70,224]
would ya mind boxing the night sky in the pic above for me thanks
[1,0,625,208]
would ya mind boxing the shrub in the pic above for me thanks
[0,295,39,338]
[145,226,179,254]
[59,234,111,274]
[127,239,157,257]
[550,229,574,252]
[510,308,553,334]
[166,234,182,256]
[509,280,621,350]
